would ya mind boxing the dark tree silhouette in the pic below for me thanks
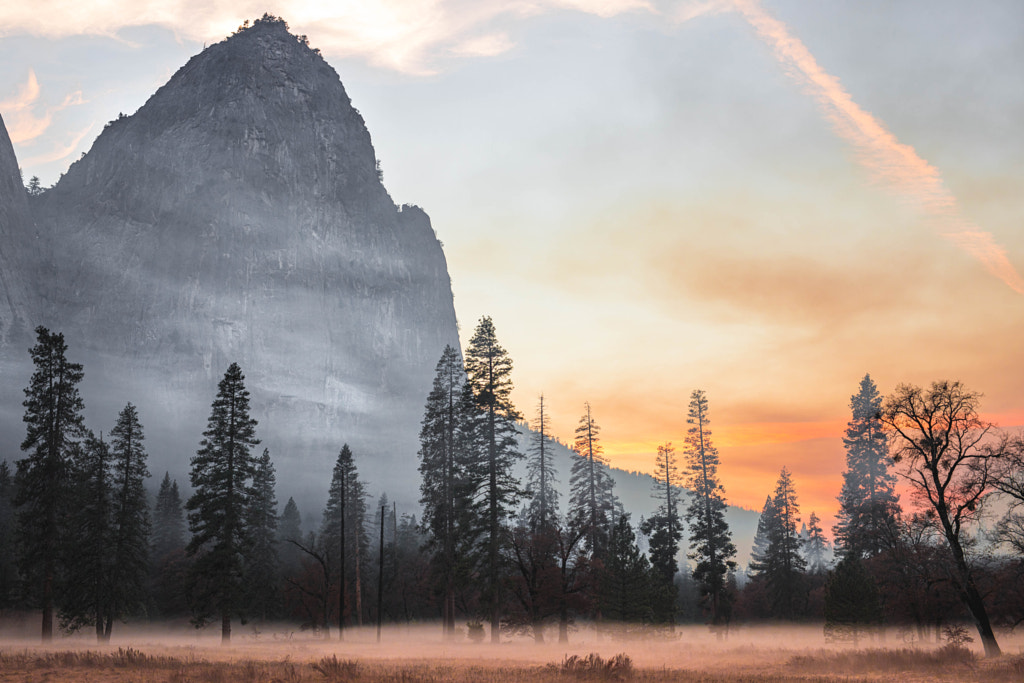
[418,345,466,638]
[569,402,618,559]
[151,472,187,618]
[152,473,185,564]
[15,327,87,641]
[462,316,522,643]
[321,444,368,638]
[682,390,736,628]
[59,433,111,639]
[104,403,151,639]
[243,448,279,623]
[753,468,807,619]
[834,374,900,559]
[525,394,560,533]
[802,512,829,574]
[881,381,1004,657]
[824,554,882,644]
[278,496,303,573]
[185,362,260,644]
[599,515,653,629]
[0,461,16,608]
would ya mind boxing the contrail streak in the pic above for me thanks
[732,0,1024,294]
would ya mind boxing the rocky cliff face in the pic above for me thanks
[0,113,31,348]
[0,17,459,507]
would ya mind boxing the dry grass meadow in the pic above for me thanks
[1,622,1023,682]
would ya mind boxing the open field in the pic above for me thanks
[1,624,1023,682]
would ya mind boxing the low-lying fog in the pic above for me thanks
[1,619,1020,668]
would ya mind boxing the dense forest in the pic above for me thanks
[1,321,1023,656]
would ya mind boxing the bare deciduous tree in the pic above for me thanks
[880,380,1003,657]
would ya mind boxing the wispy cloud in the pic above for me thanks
[21,123,94,167]
[0,70,84,144]
[0,1,653,75]
[733,0,1024,294]
[0,70,50,143]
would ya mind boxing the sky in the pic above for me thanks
[2,0,1023,530]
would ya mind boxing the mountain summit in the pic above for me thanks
[0,16,459,506]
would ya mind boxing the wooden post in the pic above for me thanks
[377,505,385,643]
[339,475,345,641]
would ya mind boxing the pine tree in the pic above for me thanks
[640,513,680,624]
[276,497,310,625]
[525,394,560,533]
[185,362,260,644]
[418,345,466,638]
[505,516,560,643]
[749,495,775,573]
[569,402,619,559]
[103,403,151,639]
[462,316,522,643]
[151,472,187,618]
[640,442,684,625]
[823,554,881,643]
[278,497,303,575]
[321,444,368,638]
[834,374,900,559]
[764,467,806,619]
[651,443,681,545]
[59,433,112,639]
[15,326,87,641]
[152,473,185,565]
[599,515,653,627]
[802,512,829,573]
[0,461,16,609]
[682,390,736,627]
[244,448,279,623]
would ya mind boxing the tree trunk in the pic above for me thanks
[558,602,569,643]
[449,593,456,636]
[355,538,363,626]
[41,568,53,642]
[489,406,500,644]
[221,609,231,644]
[377,506,384,643]
[962,578,1001,657]
[339,476,346,641]
[937,507,1001,657]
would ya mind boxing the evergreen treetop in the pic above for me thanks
[104,403,151,639]
[16,326,87,641]
[569,402,619,558]
[681,390,735,626]
[462,316,523,643]
[58,433,112,638]
[153,473,185,562]
[834,374,900,559]
[760,467,807,619]
[185,362,260,643]
[525,394,560,533]
[244,448,280,623]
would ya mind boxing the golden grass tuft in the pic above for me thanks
[787,645,978,673]
[311,654,360,681]
[552,652,634,680]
